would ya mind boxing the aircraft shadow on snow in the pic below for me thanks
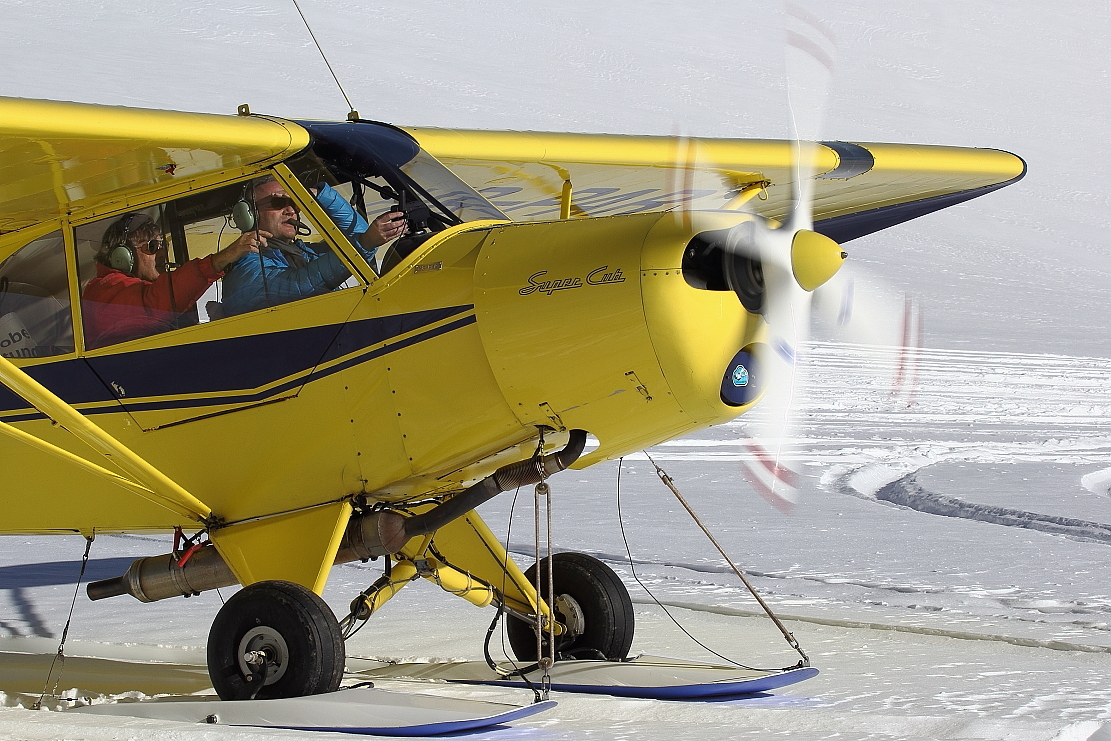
[0,557,135,638]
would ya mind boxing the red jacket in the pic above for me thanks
[82,257,222,348]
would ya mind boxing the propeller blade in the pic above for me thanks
[738,259,811,513]
[734,3,839,512]
[811,266,925,404]
[666,5,843,512]
[784,2,837,231]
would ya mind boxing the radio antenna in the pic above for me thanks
[291,0,360,121]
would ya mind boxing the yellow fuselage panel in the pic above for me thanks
[2,416,181,533]
[2,210,760,531]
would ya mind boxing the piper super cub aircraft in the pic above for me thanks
[0,95,1025,702]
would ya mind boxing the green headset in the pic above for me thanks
[231,183,311,235]
[105,213,146,275]
[231,187,257,232]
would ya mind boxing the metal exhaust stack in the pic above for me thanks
[88,430,588,602]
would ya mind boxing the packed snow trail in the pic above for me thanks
[872,474,1111,544]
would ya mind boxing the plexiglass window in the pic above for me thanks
[286,121,507,276]
[0,231,74,359]
[75,177,364,349]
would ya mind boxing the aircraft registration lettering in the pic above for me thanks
[519,266,625,296]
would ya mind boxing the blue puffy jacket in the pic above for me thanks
[221,184,376,316]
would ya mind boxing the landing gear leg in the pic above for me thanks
[207,580,345,701]
[506,552,634,662]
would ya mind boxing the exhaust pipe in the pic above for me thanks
[88,430,588,602]
[86,542,234,602]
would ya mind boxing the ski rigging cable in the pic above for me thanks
[616,458,761,670]
[486,485,545,703]
[35,534,94,710]
[641,452,810,668]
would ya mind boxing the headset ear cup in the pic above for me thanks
[107,244,136,274]
[231,199,256,232]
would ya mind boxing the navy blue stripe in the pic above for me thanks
[0,360,116,412]
[319,314,477,379]
[115,314,477,414]
[319,305,471,365]
[0,305,475,420]
[83,305,471,401]
[84,324,342,400]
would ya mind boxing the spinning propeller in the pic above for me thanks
[736,4,841,512]
[674,4,921,512]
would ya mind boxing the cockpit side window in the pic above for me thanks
[74,177,363,350]
[0,230,73,359]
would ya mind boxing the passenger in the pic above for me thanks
[220,178,407,316]
[82,213,259,348]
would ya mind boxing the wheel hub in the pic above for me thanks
[554,593,585,640]
[237,626,289,685]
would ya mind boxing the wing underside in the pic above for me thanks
[405,128,1026,241]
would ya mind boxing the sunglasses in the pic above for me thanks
[136,237,166,254]
[259,195,299,211]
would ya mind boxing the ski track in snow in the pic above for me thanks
[663,342,1111,468]
[870,474,1111,545]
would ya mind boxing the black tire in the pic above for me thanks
[207,580,344,701]
[507,552,634,662]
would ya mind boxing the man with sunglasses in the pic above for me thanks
[220,177,406,316]
[82,212,258,348]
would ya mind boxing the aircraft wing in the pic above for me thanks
[405,128,1026,242]
[0,96,309,235]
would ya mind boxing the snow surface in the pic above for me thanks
[3,1,1111,739]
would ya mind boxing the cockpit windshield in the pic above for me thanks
[292,120,506,228]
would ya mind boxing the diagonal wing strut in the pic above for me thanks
[0,355,212,524]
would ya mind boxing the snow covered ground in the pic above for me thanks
[3,1,1111,739]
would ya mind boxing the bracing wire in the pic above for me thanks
[614,459,759,670]
[641,453,810,668]
[35,534,94,709]
[488,487,544,702]
[291,0,358,118]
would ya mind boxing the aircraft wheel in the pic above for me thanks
[207,580,344,701]
[507,552,634,662]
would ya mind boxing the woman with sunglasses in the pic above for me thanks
[82,213,258,348]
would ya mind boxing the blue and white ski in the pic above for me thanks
[354,655,818,700]
[71,687,556,735]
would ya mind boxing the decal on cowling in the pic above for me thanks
[519,266,626,296]
[731,365,750,387]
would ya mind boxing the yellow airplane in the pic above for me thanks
[0,96,1024,701]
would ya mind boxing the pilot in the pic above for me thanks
[82,213,259,348]
[220,178,406,316]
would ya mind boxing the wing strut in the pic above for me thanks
[0,355,212,523]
